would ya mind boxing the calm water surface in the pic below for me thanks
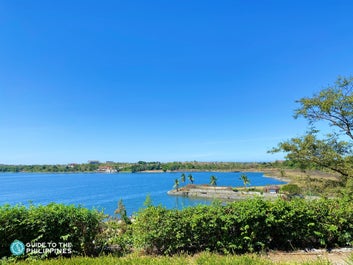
[0,172,285,216]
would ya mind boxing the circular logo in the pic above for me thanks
[10,240,25,256]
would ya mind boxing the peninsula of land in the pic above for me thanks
[167,184,282,201]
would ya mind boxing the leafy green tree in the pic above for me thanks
[162,164,169,172]
[173,179,180,191]
[210,175,217,186]
[188,174,194,184]
[271,76,353,186]
[240,174,250,189]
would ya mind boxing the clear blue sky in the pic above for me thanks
[1,1,353,164]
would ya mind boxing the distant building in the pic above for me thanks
[264,185,280,194]
[68,163,78,168]
[97,166,117,173]
[88,160,100,165]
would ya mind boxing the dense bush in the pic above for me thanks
[0,203,104,258]
[95,218,133,256]
[3,198,353,259]
[280,184,302,195]
[132,198,353,255]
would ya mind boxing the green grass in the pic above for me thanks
[0,252,340,265]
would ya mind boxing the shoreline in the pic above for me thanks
[139,169,241,173]
[168,184,282,201]
[2,169,292,186]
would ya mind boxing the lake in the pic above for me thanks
[0,171,286,216]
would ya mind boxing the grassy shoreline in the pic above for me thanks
[3,252,352,265]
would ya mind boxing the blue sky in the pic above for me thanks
[1,1,353,164]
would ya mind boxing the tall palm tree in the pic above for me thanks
[173,179,180,191]
[240,174,250,190]
[180,173,186,184]
[188,174,194,184]
[210,175,217,186]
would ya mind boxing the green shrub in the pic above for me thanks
[133,199,271,254]
[95,218,133,256]
[132,198,353,255]
[280,184,302,195]
[3,198,353,259]
[0,203,104,258]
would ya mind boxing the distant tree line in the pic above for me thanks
[130,161,162,173]
[0,164,99,173]
[158,161,273,172]
[0,161,282,173]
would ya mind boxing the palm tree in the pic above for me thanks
[173,179,180,191]
[240,174,250,190]
[210,175,217,186]
[188,174,194,184]
[180,173,186,185]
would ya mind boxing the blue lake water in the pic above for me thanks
[0,172,285,216]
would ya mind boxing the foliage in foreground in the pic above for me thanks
[0,204,104,258]
[133,198,353,255]
[2,198,353,261]
[0,252,338,265]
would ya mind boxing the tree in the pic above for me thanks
[114,199,131,224]
[173,179,180,191]
[188,174,194,184]
[295,76,353,140]
[143,194,153,207]
[240,174,250,190]
[162,164,169,172]
[210,175,217,186]
[180,173,186,184]
[270,76,353,186]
